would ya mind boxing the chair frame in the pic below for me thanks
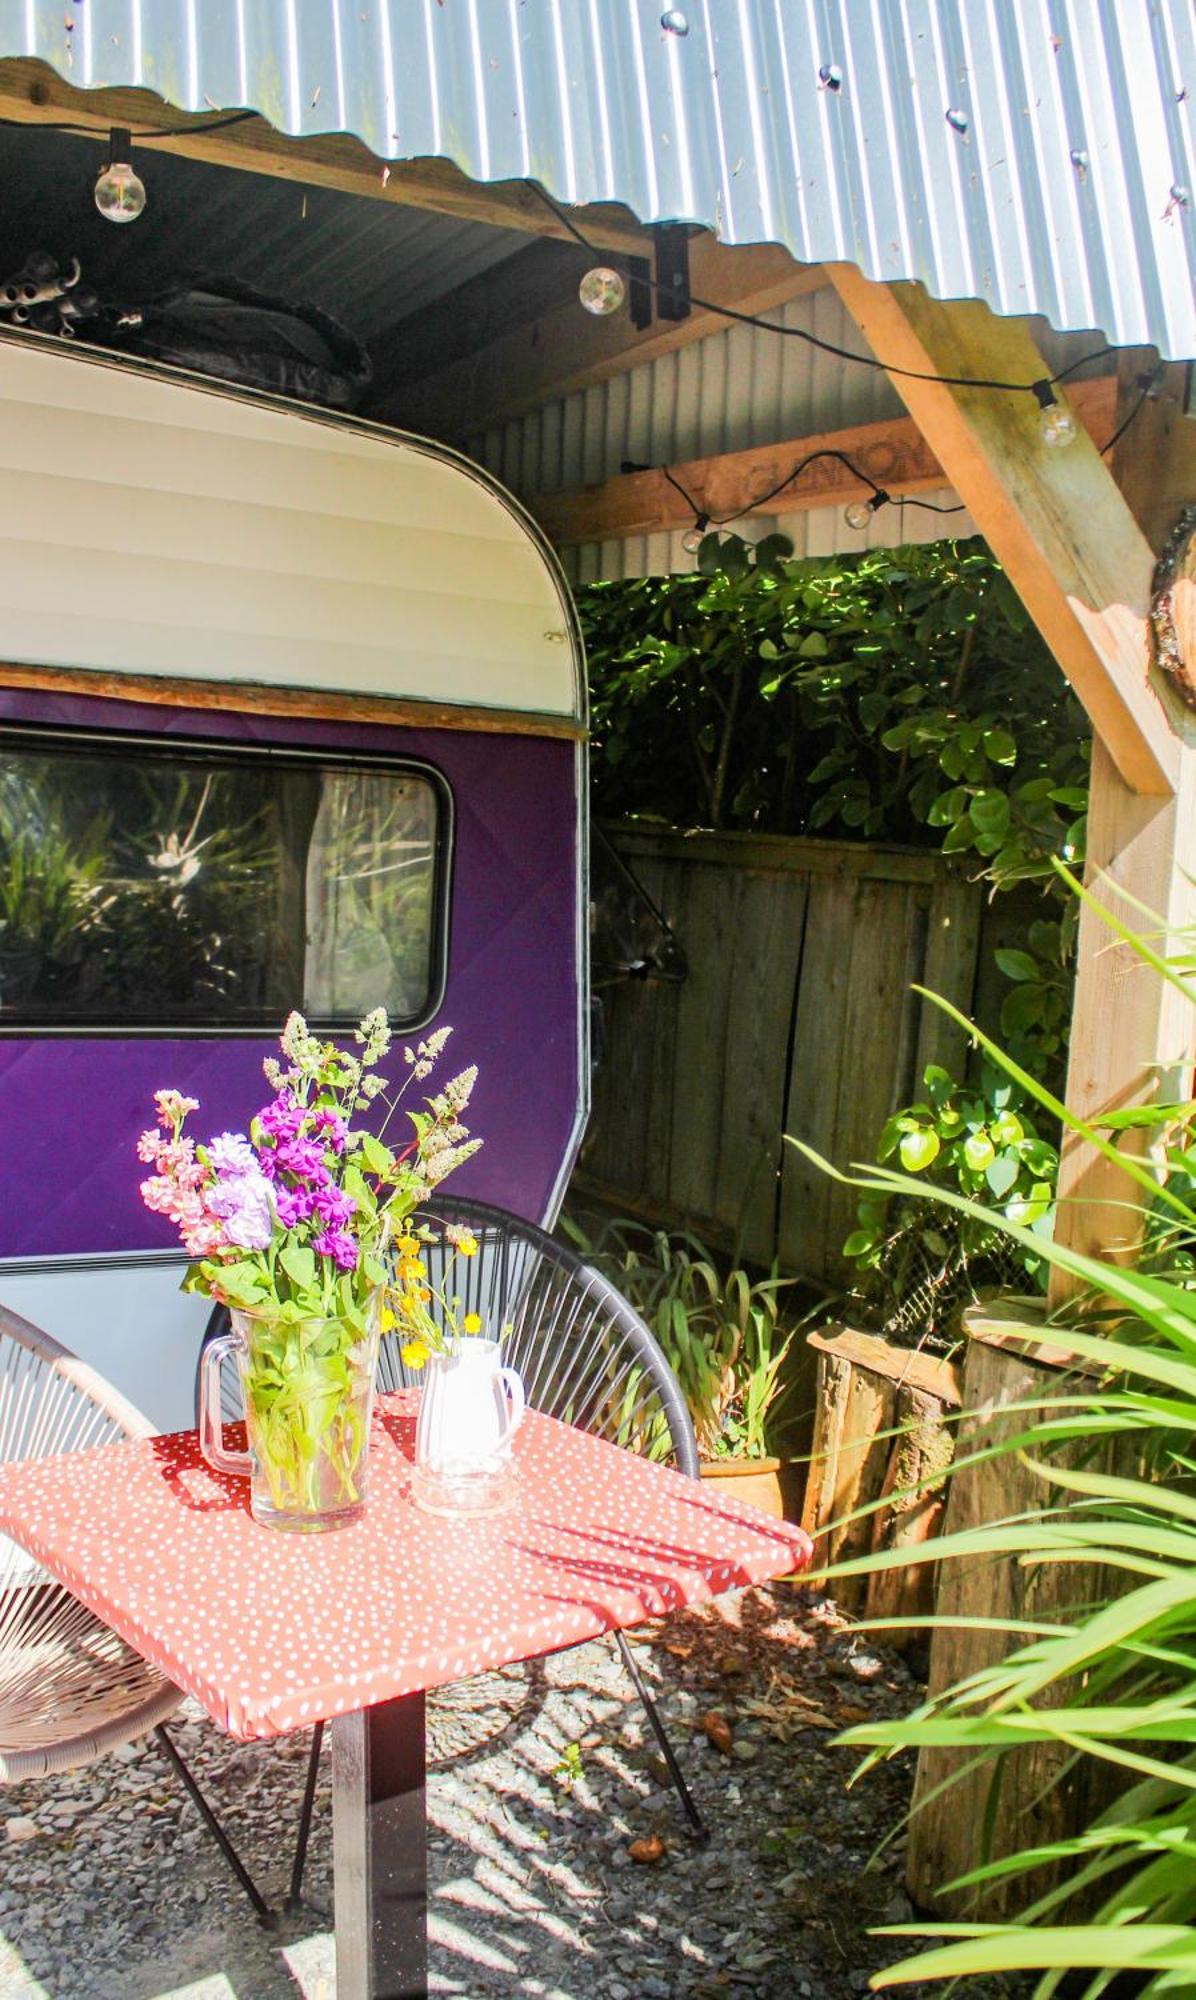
[0,1303,273,1921]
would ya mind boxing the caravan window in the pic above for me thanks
[0,731,447,1031]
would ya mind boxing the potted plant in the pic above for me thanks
[561,1212,807,1517]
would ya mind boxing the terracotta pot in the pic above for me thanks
[699,1455,802,1521]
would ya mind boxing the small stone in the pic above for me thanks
[5,1818,39,1843]
[628,1833,667,1865]
[701,1710,734,1755]
[731,1740,759,1763]
[848,1652,885,1681]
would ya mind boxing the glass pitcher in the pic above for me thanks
[199,1298,381,1532]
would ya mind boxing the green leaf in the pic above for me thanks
[359,1131,393,1176]
[982,726,1017,765]
[969,789,1011,839]
[994,947,1042,983]
[279,1243,316,1292]
[797,630,829,659]
[963,1131,996,1172]
[985,1153,1020,1199]
[899,1129,941,1173]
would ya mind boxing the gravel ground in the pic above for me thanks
[0,1583,1018,2000]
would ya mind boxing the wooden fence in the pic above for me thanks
[578,824,1036,1281]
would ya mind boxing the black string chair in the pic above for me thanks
[196,1195,708,1908]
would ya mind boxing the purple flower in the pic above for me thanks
[257,1091,305,1142]
[205,1131,259,1178]
[275,1136,330,1182]
[312,1108,348,1152]
[207,1171,273,1251]
[274,1183,317,1229]
[313,1227,358,1273]
[312,1185,356,1228]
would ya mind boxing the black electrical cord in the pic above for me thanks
[0,110,258,141]
[536,183,1115,401]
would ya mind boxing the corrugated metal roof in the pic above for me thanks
[6,0,1194,358]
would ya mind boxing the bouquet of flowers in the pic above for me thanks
[138,1008,479,1525]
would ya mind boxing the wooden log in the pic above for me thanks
[863,1385,957,1645]
[906,1315,1113,1918]
[802,1328,960,1624]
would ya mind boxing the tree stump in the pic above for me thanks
[802,1327,961,1639]
[905,1301,1112,1918]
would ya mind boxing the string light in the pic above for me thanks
[844,492,888,531]
[94,129,146,223]
[680,514,710,555]
[579,266,626,316]
[534,185,1116,423]
[1033,379,1078,449]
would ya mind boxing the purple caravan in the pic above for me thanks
[0,334,588,1428]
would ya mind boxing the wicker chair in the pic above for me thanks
[198,1196,709,1907]
[0,1303,271,1919]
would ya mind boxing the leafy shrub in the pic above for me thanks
[845,1058,1059,1341]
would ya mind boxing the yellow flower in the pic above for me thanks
[400,1337,429,1369]
[397,1257,426,1284]
[459,1231,478,1258]
[397,1233,420,1255]
[462,1311,483,1335]
[380,1305,397,1333]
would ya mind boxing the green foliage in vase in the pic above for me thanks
[790,871,1196,1996]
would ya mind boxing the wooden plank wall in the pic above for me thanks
[580,825,1020,1281]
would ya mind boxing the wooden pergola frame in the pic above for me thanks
[0,65,1192,1284]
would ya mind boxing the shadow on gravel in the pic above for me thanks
[0,1584,1023,2000]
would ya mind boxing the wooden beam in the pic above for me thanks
[828,266,1182,799]
[379,240,825,438]
[1053,364,1196,1276]
[527,377,1117,547]
[0,57,652,257]
[0,661,586,743]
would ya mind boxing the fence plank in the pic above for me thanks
[713,868,809,1263]
[583,829,1022,1281]
[778,875,859,1278]
[667,859,742,1219]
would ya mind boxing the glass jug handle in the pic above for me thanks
[199,1332,252,1478]
[499,1366,526,1440]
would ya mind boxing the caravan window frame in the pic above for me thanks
[0,722,453,1038]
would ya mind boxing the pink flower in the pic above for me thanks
[154,1089,199,1130]
[275,1136,330,1181]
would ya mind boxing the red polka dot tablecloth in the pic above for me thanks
[0,1397,811,1741]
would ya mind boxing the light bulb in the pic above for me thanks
[681,515,710,555]
[1039,399,1077,448]
[844,493,885,531]
[1032,379,1077,449]
[579,266,625,317]
[95,132,146,223]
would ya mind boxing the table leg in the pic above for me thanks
[331,1693,427,2000]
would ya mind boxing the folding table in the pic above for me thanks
[0,1392,811,1999]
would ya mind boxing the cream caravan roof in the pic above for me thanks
[0,335,582,723]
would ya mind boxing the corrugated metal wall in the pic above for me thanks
[469,285,1102,581]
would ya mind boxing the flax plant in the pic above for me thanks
[790,867,1196,1995]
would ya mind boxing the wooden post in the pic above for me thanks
[826,267,1196,1271]
[905,1310,1114,1918]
